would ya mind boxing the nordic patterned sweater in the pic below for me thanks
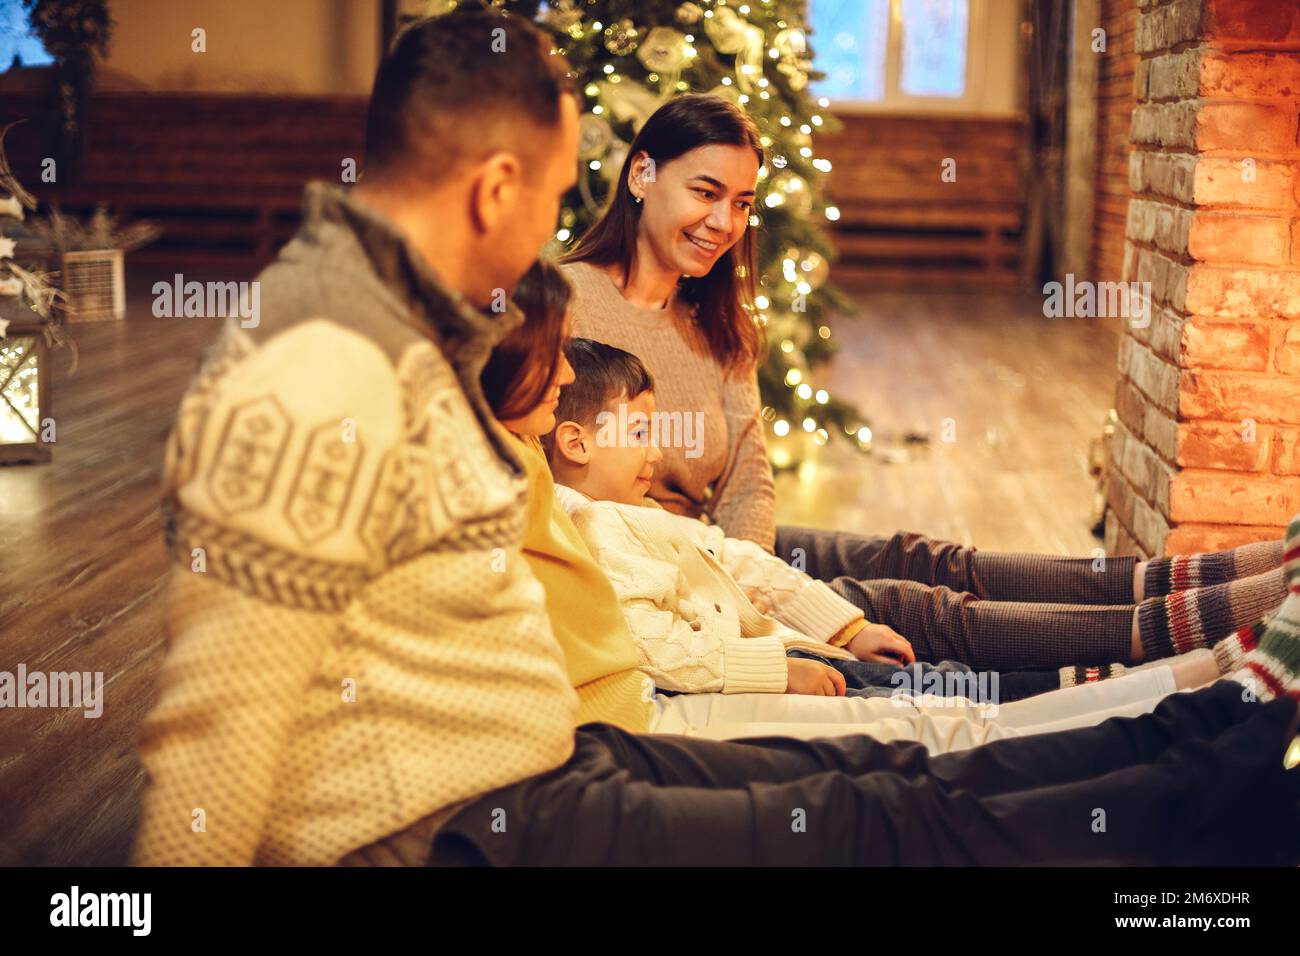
[132,183,579,867]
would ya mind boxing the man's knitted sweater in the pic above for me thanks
[132,183,579,866]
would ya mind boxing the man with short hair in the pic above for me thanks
[133,8,1300,868]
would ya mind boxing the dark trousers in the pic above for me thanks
[775,525,1137,669]
[429,682,1300,866]
[787,650,1061,703]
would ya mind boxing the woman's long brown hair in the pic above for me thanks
[559,93,765,371]
[481,256,571,420]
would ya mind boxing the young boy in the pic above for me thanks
[544,338,1183,712]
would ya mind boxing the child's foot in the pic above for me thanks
[1218,515,1300,703]
[1058,662,1126,687]
[1137,567,1285,659]
[1143,538,1284,597]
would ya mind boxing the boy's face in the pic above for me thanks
[586,389,664,505]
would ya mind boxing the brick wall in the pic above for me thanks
[1092,0,1140,282]
[1105,0,1300,558]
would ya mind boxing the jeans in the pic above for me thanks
[787,650,1061,702]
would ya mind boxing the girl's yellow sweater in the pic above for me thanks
[515,435,654,733]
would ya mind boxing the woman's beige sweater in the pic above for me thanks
[559,259,777,551]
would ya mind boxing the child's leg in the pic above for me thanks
[832,576,1134,669]
[806,651,1061,703]
[988,667,1177,728]
[652,690,1016,752]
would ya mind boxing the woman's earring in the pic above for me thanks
[633,195,642,205]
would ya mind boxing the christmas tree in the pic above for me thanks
[493,0,871,470]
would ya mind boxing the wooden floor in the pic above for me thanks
[777,288,1119,555]
[0,277,1119,865]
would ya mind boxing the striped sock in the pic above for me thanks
[1137,568,1285,659]
[1222,516,1300,702]
[1058,662,1127,688]
[1143,539,1284,597]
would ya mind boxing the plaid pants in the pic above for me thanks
[775,525,1138,670]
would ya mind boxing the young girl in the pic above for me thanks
[481,258,1241,751]
[557,92,1285,673]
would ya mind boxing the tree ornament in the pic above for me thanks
[603,18,639,55]
[578,112,615,160]
[675,2,704,26]
[636,26,689,74]
[703,6,750,53]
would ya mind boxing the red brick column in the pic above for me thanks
[1106,0,1300,558]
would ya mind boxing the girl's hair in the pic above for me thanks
[559,93,764,371]
[481,256,572,420]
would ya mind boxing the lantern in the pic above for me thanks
[0,303,52,464]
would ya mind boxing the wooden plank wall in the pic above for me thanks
[1,93,368,270]
[1,94,1031,287]
[818,113,1029,288]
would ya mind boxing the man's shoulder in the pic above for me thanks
[241,244,425,368]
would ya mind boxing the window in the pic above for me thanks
[0,0,54,73]
[810,0,988,112]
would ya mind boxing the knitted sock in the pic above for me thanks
[1142,539,1284,597]
[1058,662,1127,688]
[1137,568,1286,659]
[1216,515,1300,702]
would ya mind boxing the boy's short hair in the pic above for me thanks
[546,338,654,450]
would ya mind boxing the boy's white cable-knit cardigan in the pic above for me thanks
[553,484,862,694]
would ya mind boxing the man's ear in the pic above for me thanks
[470,152,522,233]
[552,420,590,465]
